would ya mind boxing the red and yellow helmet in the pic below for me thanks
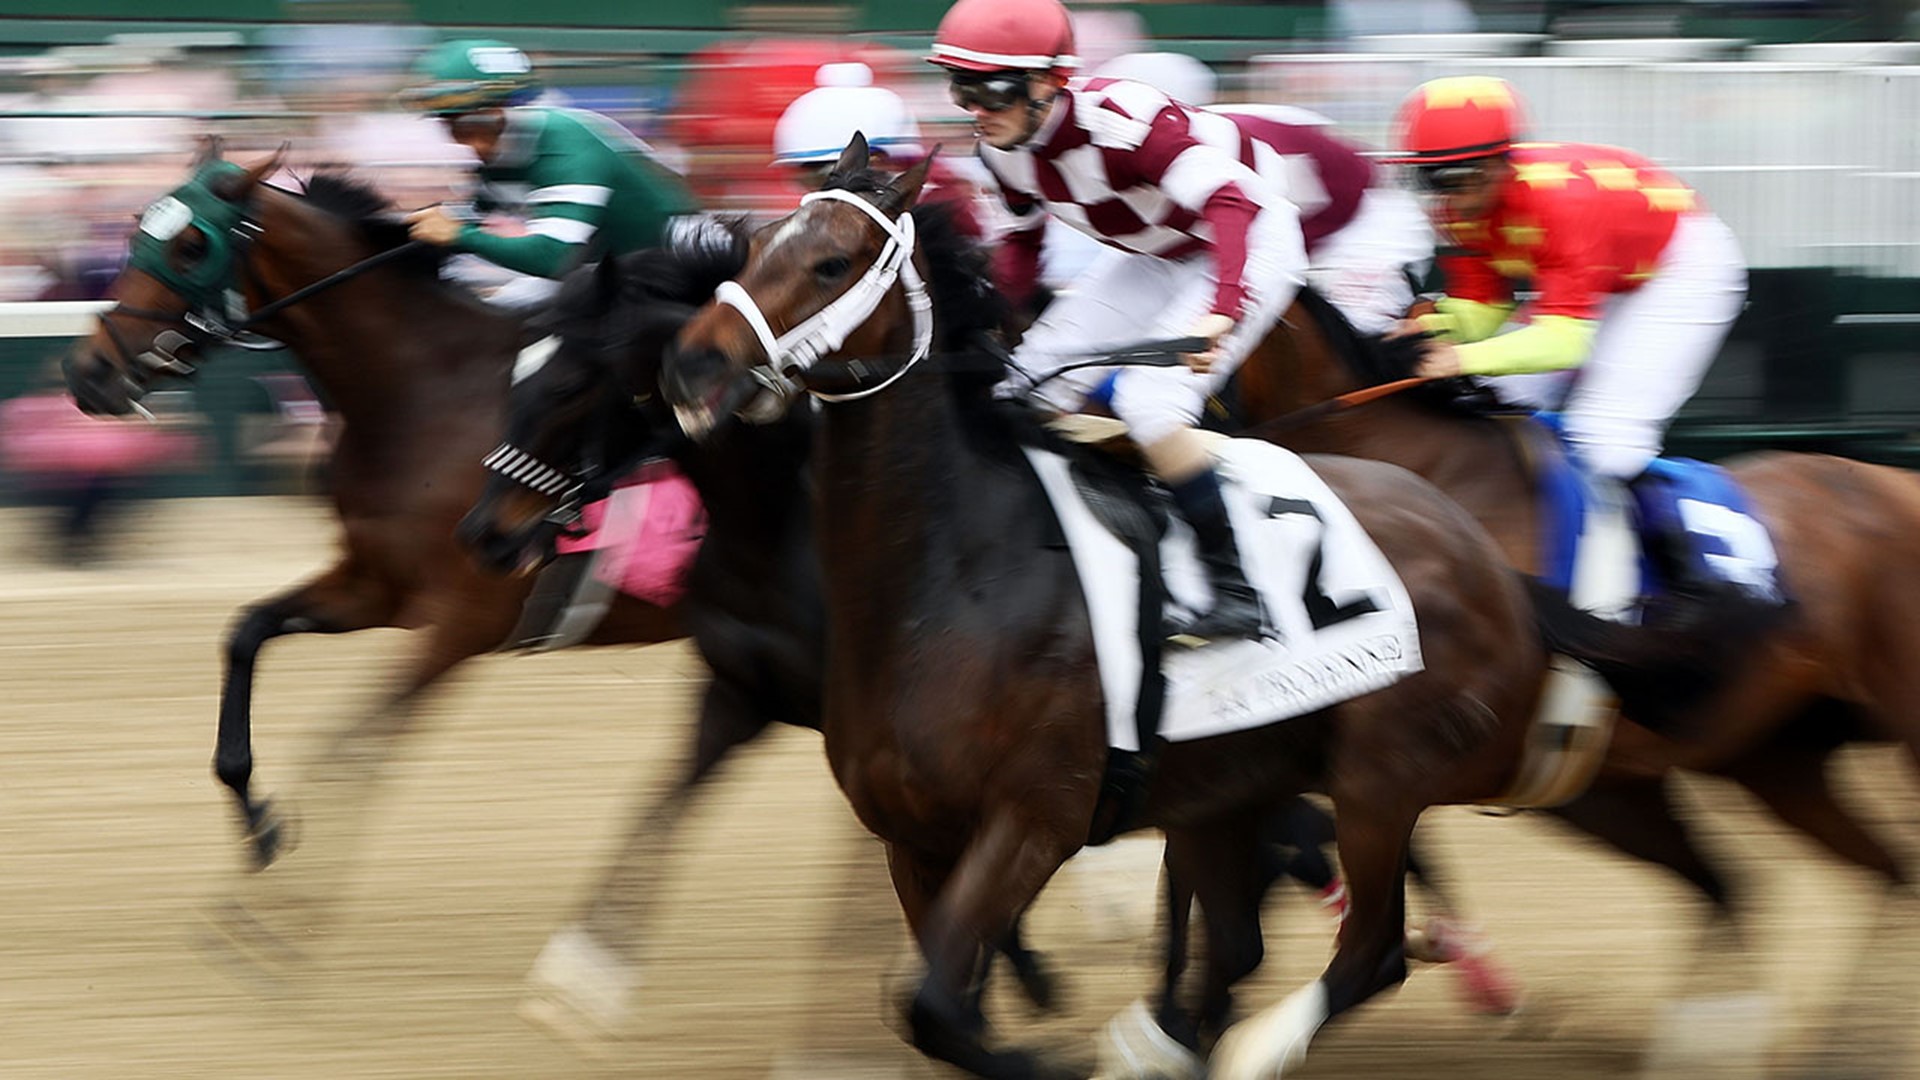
[927,0,1078,75]
[1383,76,1527,165]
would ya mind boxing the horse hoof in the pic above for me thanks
[1014,954,1065,1013]
[246,799,297,870]
[1209,981,1327,1080]
[1096,1000,1203,1080]
[519,925,640,1050]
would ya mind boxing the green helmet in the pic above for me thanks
[401,39,539,115]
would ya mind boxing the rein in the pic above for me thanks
[1237,376,1436,439]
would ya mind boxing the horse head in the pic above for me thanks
[66,138,287,416]
[458,228,750,575]
[665,134,933,441]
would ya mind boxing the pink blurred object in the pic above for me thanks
[1410,917,1522,1015]
[0,392,199,479]
[555,461,706,608]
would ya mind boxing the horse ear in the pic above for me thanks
[827,132,871,182]
[595,254,624,309]
[191,135,224,169]
[881,144,941,216]
[214,143,289,201]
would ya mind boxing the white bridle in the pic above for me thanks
[711,188,933,405]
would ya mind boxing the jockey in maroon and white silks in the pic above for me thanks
[931,0,1429,644]
[984,84,1431,390]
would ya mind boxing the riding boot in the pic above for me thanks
[1166,469,1265,644]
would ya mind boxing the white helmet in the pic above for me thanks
[773,62,924,165]
[1094,51,1217,106]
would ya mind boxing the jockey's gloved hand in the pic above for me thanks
[1184,312,1235,373]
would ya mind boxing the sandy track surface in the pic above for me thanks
[2,496,1916,1079]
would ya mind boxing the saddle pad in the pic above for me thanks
[1024,437,1423,750]
[554,460,706,609]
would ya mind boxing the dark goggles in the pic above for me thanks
[1410,163,1489,195]
[949,73,1030,113]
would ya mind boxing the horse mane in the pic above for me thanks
[284,172,448,277]
[1293,285,1510,417]
[614,217,751,308]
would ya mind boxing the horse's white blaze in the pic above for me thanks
[765,203,824,259]
[1209,979,1328,1080]
[512,335,559,385]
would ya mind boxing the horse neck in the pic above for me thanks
[245,193,512,427]
[813,334,1012,645]
[679,408,814,554]
[1252,329,1543,573]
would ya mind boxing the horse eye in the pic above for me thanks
[176,231,210,263]
[814,256,852,283]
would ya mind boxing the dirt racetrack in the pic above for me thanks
[2,496,1918,1080]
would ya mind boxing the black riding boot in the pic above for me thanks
[1167,469,1265,644]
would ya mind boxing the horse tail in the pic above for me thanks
[1521,575,1783,735]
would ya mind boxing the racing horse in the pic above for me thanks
[62,143,1061,1009]
[459,249,1062,1029]
[62,141,697,871]
[1234,284,1920,903]
[656,138,1714,1079]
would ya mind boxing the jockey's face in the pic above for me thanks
[951,72,1064,150]
[441,108,507,163]
[1412,157,1509,233]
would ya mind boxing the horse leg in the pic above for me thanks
[1095,817,1262,1080]
[216,601,513,945]
[216,562,398,868]
[1211,798,1418,1080]
[522,675,779,1042]
[902,810,1084,1080]
[1541,776,1736,918]
[1716,740,1908,887]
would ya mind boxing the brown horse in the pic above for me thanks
[61,144,691,871]
[656,139,1704,1079]
[1233,286,1920,897]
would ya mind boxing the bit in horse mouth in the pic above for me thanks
[673,401,716,441]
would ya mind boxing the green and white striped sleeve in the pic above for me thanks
[455,175,610,279]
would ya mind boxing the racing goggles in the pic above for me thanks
[1411,163,1489,195]
[949,73,1030,113]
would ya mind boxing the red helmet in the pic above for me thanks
[928,0,1078,75]
[1382,76,1527,165]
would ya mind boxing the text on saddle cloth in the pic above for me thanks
[1024,437,1424,752]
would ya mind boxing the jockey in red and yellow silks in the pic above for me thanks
[1387,75,1747,483]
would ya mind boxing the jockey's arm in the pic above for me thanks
[994,201,1047,313]
[1418,245,1596,376]
[455,166,613,279]
[1119,105,1286,320]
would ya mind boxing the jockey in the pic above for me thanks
[1384,76,1749,591]
[772,61,989,242]
[398,39,698,311]
[929,0,1430,644]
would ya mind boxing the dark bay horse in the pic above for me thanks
[458,249,1063,1032]
[1233,288,1920,899]
[60,144,696,875]
[656,139,1702,1079]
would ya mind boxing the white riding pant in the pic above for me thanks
[443,253,562,313]
[1303,187,1433,335]
[1005,204,1307,446]
[1486,212,1748,479]
[1005,189,1430,445]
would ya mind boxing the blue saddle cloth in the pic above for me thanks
[1532,416,1784,601]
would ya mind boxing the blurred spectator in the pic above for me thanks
[0,365,202,565]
